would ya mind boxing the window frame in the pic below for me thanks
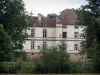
[74,32,79,38]
[43,41,46,49]
[31,41,34,49]
[63,25,67,28]
[74,25,79,29]
[74,44,78,50]
[62,32,67,38]
[43,29,47,38]
[31,29,35,37]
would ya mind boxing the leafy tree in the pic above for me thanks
[76,0,100,49]
[35,42,70,73]
[0,0,31,51]
[76,0,100,73]
[88,39,100,73]
[47,13,58,19]
[12,51,27,61]
[0,24,12,61]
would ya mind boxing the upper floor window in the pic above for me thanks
[43,41,46,49]
[63,25,67,28]
[74,26,79,29]
[31,29,35,37]
[74,44,78,50]
[62,32,67,38]
[74,32,79,38]
[80,33,86,39]
[43,29,47,38]
[31,41,34,49]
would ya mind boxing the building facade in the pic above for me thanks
[23,9,85,60]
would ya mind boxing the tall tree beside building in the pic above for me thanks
[76,0,100,73]
[0,0,31,51]
[0,24,12,61]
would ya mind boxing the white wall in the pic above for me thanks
[23,25,84,53]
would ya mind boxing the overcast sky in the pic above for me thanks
[23,0,88,16]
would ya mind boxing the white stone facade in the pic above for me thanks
[23,25,85,53]
[23,9,86,60]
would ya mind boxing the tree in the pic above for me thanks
[76,0,100,73]
[35,42,70,73]
[0,0,31,51]
[12,51,27,61]
[76,0,100,48]
[88,39,100,73]
[47,13,58,19]
[0,24,12,61]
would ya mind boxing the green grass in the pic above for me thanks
[1,61,35,68]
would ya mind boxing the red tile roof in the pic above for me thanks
[32,8,77,27]
[60,8,77,25]
[32,15,56,27]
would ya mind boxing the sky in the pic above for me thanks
[23,0,88,16]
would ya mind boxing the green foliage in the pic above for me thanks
[12,51,27,61]
[70,61,92,74]
[35,42,70,73]
[88,39,100,73]
[76,0,100,73]
[0,61,93,74]
[0,61,35,74]
[47,13,58,19]
[0,0,31,51]
[76,0,100,49]
[0,24,12,61]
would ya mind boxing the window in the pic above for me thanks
[43,41,46,49]
[80,33,86,39]
[74,44,78,50]
[74,32,79,38]
[62,32,67,38]
[80,42,86,50]
[63,25,67,28]
[31,29,35,37]
[74,26,79,29]
[43,29,47,37]
[38,45,40,49]
[31,41,34,49]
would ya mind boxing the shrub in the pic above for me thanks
[34,42,70,73]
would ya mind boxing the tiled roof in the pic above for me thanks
[32,8,77,27]
[60,8,77,25]
[32,15,56,27]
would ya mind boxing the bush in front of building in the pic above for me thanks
[34,41,71,73]
[0,61,35,74]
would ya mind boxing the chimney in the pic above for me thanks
[38,13,42,21]
[56,17,61,24]
[56,17,58,23]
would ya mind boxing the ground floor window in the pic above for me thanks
[74,44,78,50]
[43,41,46,49]
[31,41,34,49]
